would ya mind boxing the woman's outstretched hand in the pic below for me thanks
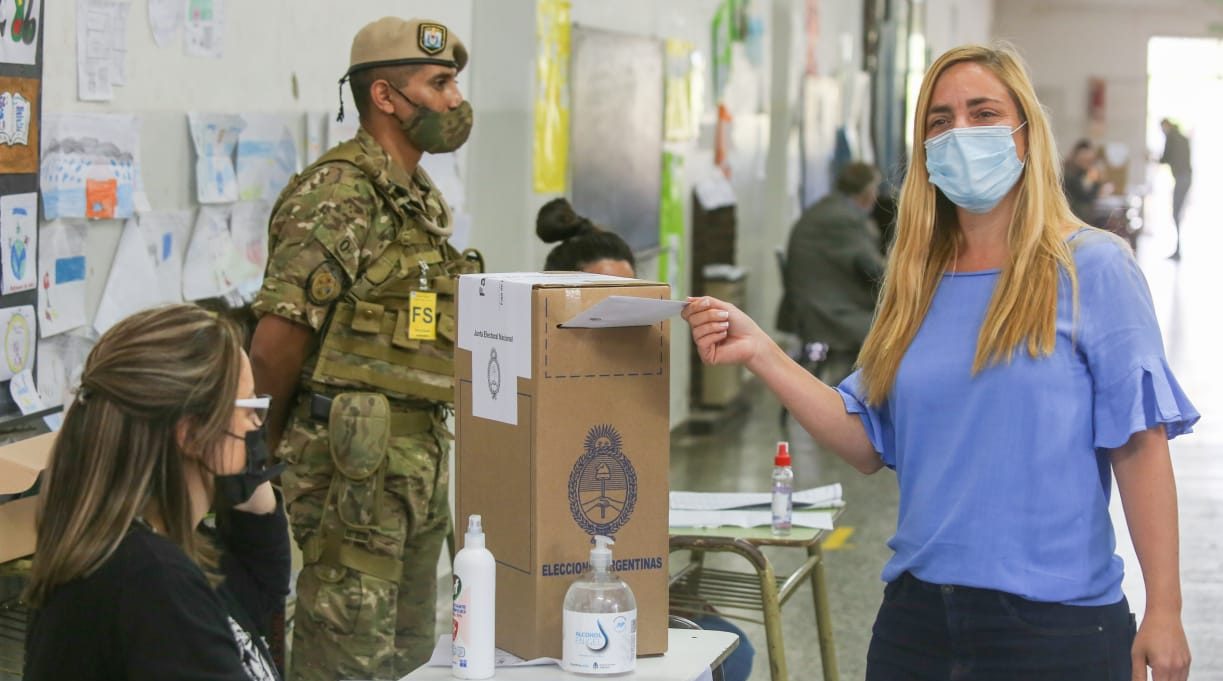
[682,296,770,368]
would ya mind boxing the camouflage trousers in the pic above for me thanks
[278,398,449,681]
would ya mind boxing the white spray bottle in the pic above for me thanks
[452,515,495,679]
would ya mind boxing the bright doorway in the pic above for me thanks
[1145,37,1223,259]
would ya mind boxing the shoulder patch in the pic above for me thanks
[307,262,345,305]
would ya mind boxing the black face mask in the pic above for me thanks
[215,426,284,506]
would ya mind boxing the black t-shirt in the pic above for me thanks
[24,501,290,681]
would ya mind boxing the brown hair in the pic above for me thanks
[24,304,245,606]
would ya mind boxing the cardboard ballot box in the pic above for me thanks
[455,273,671,660]
[0,433,57,564]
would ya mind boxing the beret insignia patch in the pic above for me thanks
[419,24,447,55]
[307,262,344,305]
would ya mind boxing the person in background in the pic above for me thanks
[777,161,885,386]
[1158,118,1192,259]
[685,44,1196,681]
[1062,139,1111,224]
[249,17,482,680]
[538,198,636,277]
[24,305,290,681]
[536,197,756,681]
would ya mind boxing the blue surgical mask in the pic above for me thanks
[924,121,1027,214]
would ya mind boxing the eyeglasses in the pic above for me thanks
[235,395,271,424]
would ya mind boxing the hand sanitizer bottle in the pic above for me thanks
[562,536,637,675]
[452,515,495,679]
[771,441,793,536]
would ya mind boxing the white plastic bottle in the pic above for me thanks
[771,441,793,536]
[562,536,637,675]
[452,515,495,679]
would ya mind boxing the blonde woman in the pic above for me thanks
[24,305,289,681]
[684,45,1196,681]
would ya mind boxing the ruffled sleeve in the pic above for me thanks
[1074,232,1200,449]
[836,369,894,467]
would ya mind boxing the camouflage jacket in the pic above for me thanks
[253,128,473,406]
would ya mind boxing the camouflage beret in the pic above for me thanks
[346,17,468,77]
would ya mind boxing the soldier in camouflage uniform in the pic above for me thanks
[249,17,481,681]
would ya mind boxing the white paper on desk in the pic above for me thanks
[0,304,35,381]
[94,220,161,335]
[41,113,144,220]
[182,205,240,300]
[426,634,559,668]
[137,210,192,304]
[184,0,223,58]
[229,200,271,300]
[669,509,835,530]
[671,483,844,511]
[1,192,37,294]
[0,0,40,65]
[188,112,244,204]
[561,296,685,328]
[237,114,298,201]
[148,0,182,46]
[38,220,89,337]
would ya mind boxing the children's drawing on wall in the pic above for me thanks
[237,114,298,201]
[94,219,160,335]
[188,112,243,204]
[147,0,181,47]
[0,76,37,173]
[0,0,40,66]
[137,210,192,304]
[38,219,88,337]
[184,0,223,59]
[75,0,130,101]
[182,204,241,300]
[0,303,34,381]
[1,192,36,294]
[229,200,270,300]
[41,113,145,219]
[37,332,93,413]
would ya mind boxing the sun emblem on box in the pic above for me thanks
[568,425,637,538]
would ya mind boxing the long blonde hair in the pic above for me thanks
[857,43,1080,405]
[24,305,244,606]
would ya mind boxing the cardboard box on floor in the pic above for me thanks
[0,433,57,564]
[455,273,671,660]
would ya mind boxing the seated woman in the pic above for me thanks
[537,198,756,681]
[24,304,290,681]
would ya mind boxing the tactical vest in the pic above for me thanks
[276,140,484,407]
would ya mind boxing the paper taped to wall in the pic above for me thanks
[38,220,88,338]
[0,192,37,295]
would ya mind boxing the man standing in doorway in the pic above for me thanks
[1159,118,1192,259]
[249,17,481,681]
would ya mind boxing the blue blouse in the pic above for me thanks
[838,228,1199,605]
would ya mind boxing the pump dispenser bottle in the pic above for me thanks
[561,536,637,675]
[452,515,495,679]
